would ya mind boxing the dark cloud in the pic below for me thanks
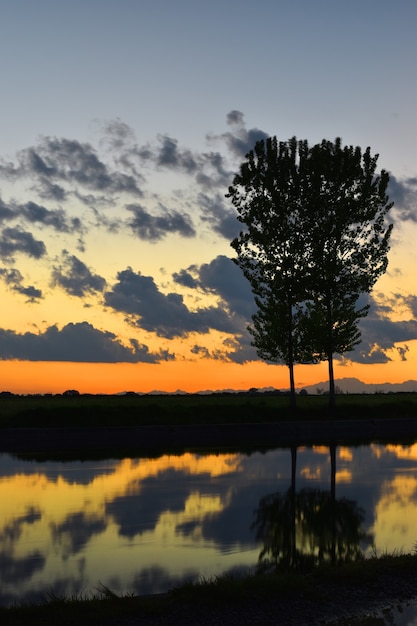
[13,284,43,300]
[0,267,23,284]
[172,267,200,289]
[209,110,269,159]
[195,151,231,189]
[105,122,232,192]
[0,321,170,362]
[0,113,268,247]
[126,203,195,241]
[0,227,46,260]
[173,256,417,365]
[0,136,143,198]
[0,268,43,301]
[156,135,198,172]
[388,175,417,222]
[198,192,239,239]
[51,252,106,297]
[0,196,82,235]
[0,196,15,221]
[173,255,255,320]
[100,118,137,152]
[338,294,417,364]
[104,267,244,339]
[19,201,82,233]
[173,255,258,362]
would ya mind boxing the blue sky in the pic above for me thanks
[0,0,415,393]
[2,0,415,172]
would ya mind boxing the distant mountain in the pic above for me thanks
[298,378,417,395]
[129,378,417,396]
[193,378,417,395]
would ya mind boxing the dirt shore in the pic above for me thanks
[1,417,417,456]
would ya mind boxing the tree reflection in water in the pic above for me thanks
[252,444,373,571]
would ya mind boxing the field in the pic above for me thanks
[1,391,416,459]
[0,392,416,428]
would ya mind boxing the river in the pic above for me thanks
[1,442,417,613]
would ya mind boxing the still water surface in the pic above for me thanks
[1,443,417,606]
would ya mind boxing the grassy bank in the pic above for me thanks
[1,392,416,428]
[1,552,416,625]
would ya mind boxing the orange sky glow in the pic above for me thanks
[1,348,416,395]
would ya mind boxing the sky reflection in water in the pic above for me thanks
[1,443,417,606]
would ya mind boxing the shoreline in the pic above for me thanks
[1,417,417,455]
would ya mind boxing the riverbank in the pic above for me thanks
[1,417,417,457]
[1,553,417,625]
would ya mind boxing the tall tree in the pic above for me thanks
[301,139,393,407]
[228,137,315,409]
[228,137,393,408]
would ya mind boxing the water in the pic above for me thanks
[1,442,417,610]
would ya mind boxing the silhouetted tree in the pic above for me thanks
[299,139,393,407]
[228,137,316,409]
[228,137,393,409]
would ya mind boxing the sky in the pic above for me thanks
[0,0,416,394]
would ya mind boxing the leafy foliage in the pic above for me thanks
[228,136,393,407]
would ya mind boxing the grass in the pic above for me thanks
[0,392,416,428]
[1,553,416,625]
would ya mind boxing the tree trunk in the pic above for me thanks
[287,300,296,412]
[328,351,335,410]
[289,360,296,412]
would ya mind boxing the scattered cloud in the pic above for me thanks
[198,192,239,239]
[208,110,269,159]
[340,294,417,364]
[0,137,144,199]
[19,201,83,233]
[0,227,46,261]
[173,255,255,319]
[0,267,43,301]
[126,203,195,241]
[51,252,106,297]
[0,322,171,362]
[388,175,417,222]
[0,113,415,372]
[104,266,243,340]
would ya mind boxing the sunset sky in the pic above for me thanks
[0,0,416,394]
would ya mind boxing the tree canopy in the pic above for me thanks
[227,136,393,408]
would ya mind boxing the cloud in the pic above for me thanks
[0,196,83,237]
[0,227,46,260]
[208,110,269,159]
[0,322,170,362]
[51,252,106,297]
[18,201,83,233]
[0,196,15,221]
[173,255,258,363]
[173,255,255,319]
[155,135,198,172]
[0,136,144,200]
[339,294,417,364]
[173,257,417,365]
[104,266,246,340]
[100,118,234,193]
[388,175,417,222]
[0,267,43,301]
[198,192,239,239]
[126,203,195,241]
